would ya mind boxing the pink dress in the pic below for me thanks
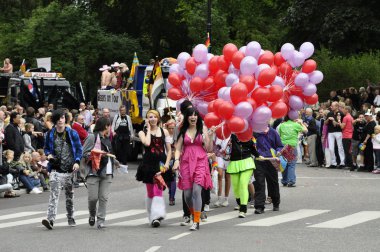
[178,134,212,190]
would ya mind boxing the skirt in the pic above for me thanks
[227,157,255,174]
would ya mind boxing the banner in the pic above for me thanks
[36,57,51,72]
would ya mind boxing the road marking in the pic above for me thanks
[145,246,161,252]
[309,211,380,229]
[170,210,253,226]
[237,209,330,227]
[0,212,44,221]
[54,209,146,227]
[297,176,380,180]
[0,211,88,229]
[110,210,183,226]
[168,232,192,240]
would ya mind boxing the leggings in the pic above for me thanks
[230,169,253,211]
[183,183,203,222]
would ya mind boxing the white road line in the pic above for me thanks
[0,210,88,229]
[297,176,380,180]
[110,210,183,226]
[0,212,44,221]
[309,211,380,229]
[168,232,192,240]
[170,210,253,226]
[237,209,330,227]
[145,246,161,252]
[54,209,146,227]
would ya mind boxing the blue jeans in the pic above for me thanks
[281,147,297,185]
[19,175,41,191]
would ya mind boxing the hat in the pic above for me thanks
[99,65,110,71]
[111,62,120,67]
[359,87,366,92]
[365,109,372,116]
[119,63,128,69]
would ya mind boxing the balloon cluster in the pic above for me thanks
[167,41,323,141]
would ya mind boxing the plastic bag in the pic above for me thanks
[211,169,219,195]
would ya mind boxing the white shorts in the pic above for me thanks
[217,157,230,170]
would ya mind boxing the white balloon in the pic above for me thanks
[193,44,208,63]
[294,72,309,87]
[239,46,247,54]
[272,76,285,88]
[292,51,305,67]
[246,41,261,59]
[281,43,295,60]
[300,42,314,59]
[309,70,324,84]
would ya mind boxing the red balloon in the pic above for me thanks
[231,51,245,69]
[186,57,197,75]
[270,101,288,118]
[251,87,270,104]
[223,43,238,62]
[246,98,258,111]
[218,55,229,71]
[240,75,255,93]
[190,77,203,93]
[258,51,274,66]
[279,62,293,79]
[268,85,283,102]
[216,124,231,140]
[167,87,184,100]
[213,99,225,117]
[204,94,217,102]
[304,93,319,105]
[290,86,303,97]
[215,70,227,86]
[218,101,235,120]
[258,68,276,86]
[274,52,286,66]
[204,112,221,128]
[168,73,182,87]
[203,77,215,91]
[302,59,317,73]
[209,56,219,74]
[236,127,253,142]
[227,116,245,133]
[208,100,215,113]
[230,83,248,105]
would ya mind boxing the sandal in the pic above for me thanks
[4,191,20,198]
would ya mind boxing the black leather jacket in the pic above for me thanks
[230,134,259,161]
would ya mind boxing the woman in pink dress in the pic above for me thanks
[173,107,214,231]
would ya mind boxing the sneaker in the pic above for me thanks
[204,204,210,212]
[265,197,272,205]
[189,222,199,231]
[151,219,160,228]
[43,187,50,192]
[68,218,76,227]
[249,201,255,208]
[234,205,240,210]
[169,199,175,206]
[213,200,221,207]
[254,208,264,214]
[273,206,280,211]
[97,222,106,229]
[180,216,191,226]
[287,183,296,187]
[372,169,380,174]
[326,165,337,169]
[201,211,207,222]
[30,187,43,194]
[89,216,95,227]
[238,212,246,218]
[221,199,229,207]
[42,219,53,230]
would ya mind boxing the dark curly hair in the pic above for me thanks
[51,109,68,125]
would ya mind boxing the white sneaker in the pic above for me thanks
[180,216,191,226]
[238,212,246,218]
[31,188,42,194]
[204,204,210,212]
[213,200,221,207]
[249,201,255,208]
[234,205,240,210]
[221,199,229,207]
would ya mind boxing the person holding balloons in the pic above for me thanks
[172,107,215,231]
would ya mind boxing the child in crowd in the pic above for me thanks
[372,125,380,174]
[23,123,36,153]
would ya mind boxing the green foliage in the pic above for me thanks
[314,48,380,99]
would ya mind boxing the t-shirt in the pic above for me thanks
[326,111,344,133]
[364,120,376,140]
[352,121,366,141]
[278,121,303,147]
[342,114,353,139]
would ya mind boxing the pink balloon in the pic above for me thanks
[288,110,299,120]
[196,101,208,116]
[251,105,272,123]
[303,83,317,96]
[251,121,268,133]
[294,73,309,87]
[289,95,304,110]
[234,101,254,118]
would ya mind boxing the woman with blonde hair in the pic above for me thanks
[136,110,172,227]
[44,112,53,131]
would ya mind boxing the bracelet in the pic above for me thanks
[212,161,218,168]
[174,159,179,163]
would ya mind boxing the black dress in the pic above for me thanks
[136,128,171,184]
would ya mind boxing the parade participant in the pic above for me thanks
[136,110,172,227]
[172,107,214,231]
[227,134,259,218]
[164,119,177,206]
[111,105,133,165]
[213,136,232,208]
[253,126,284,214]
[0,58,13,73]
[41,109,82,230]
[278,116,308,187]
[82,117,118,229]
[99,65,111,90]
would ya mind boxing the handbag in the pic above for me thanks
[153,173,167,190]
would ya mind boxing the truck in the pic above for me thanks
[0,70,84,110]
[97,62,176,161]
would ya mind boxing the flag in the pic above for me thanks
[20,59,26,73]
[128,52,139,84]
[149,57,161,85]
[205,32,211,53]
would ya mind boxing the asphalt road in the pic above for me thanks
[1,162,380,252]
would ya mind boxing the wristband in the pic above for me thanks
[212,161,218,168]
